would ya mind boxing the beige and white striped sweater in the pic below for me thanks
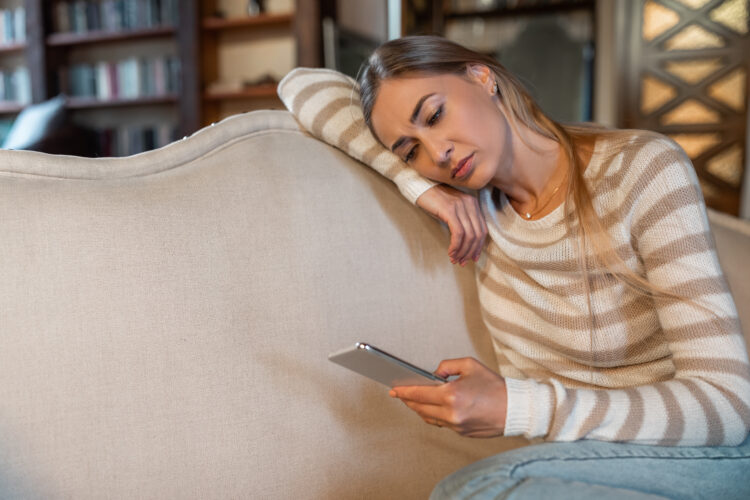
[278,68,750,446]
[478,131,750,446]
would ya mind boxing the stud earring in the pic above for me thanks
[493,82,499,95]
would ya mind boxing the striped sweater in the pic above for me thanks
[477,131,750,446]
[278,68,750,446]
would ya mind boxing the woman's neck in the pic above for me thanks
[489,125,597,220]
[489,125,564,209]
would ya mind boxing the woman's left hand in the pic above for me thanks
[389,357,507,438]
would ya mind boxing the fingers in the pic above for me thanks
[405,401,451,427]
[389,357,506,436]
[416,185,487,265]
[445,202,474,265]
[445,196,486,266]
[445,210,465,264]
[414,185,487,266]
[435,357,477,379]
[389,386,451,428]
[452,203,475,265]
[391,395,452,428]
[390,385,444,405]
[465,197,488,262]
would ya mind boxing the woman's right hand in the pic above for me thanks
[415,185,488,266]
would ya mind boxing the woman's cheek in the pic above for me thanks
[415,162,444,183]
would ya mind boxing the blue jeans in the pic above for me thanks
[431,433,750,500]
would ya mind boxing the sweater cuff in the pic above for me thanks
[503,377,554,439]
[393,169,438,205]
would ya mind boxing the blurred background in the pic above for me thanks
[0,0,747,217]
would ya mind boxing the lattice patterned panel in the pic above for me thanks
[628,0,750,215]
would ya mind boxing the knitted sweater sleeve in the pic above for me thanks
[277,67,437,204]
[502,138,750,446]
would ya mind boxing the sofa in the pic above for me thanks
[1,110,748,499]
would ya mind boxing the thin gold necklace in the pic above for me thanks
[515,166,568,220]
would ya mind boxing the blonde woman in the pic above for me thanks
[355,36,750,499]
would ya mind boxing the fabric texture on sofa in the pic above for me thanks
[0,110,526,499]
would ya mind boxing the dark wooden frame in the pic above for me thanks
[620,0,750,215]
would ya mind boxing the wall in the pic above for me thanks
[593,0,621,128]
[338,0,388,42]
[209,0,296,118]
[213,0,296,84]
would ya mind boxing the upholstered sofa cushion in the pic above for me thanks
[707,209,750,345]
[0,110,521,499]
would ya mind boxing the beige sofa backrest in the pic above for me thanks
[707,209,750,344]
[0,111,517,499]
[1,110,747,499]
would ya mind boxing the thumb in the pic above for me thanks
[435,357,475,379]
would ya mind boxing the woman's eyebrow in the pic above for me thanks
[410,93,435,123]
[390,92,436,152]
[391,137,408,153]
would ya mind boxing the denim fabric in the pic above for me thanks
[431,433,750,500]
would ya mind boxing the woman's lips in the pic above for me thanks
[452,153,475,180]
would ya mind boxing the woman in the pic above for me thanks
[354,36,750,499]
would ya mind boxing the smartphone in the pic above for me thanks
[328,342,447,388]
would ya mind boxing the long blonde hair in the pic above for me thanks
[358,36,708,342]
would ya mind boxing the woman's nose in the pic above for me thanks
[424,138,453,166]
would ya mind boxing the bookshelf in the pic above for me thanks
[65,94,178,109]
[0,41,24,52]
[41,0,185,156]
[0,0,31,141]
[0,100,22,113]
[199,0,320,127]
[46,26,176,46]
[203,82,278,101]
[202,12,293,30]
[1,0,321,155]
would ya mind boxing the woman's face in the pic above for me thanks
[369,66,511,191]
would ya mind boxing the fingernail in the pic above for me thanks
[389,390,396,397]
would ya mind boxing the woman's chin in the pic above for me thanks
[462,171,493,191]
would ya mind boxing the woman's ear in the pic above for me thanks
[466,64,495,95]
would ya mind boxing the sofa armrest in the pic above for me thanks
[707,208,750,347]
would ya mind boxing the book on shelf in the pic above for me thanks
[0,7,26,45]
[0,67,31,105]
[117,58,139,99]
[53,0,178,34]
[61,55,180,100]
[95,61,110,100]
[97,122,176,156]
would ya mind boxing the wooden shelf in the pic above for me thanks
[47,26,176,47]
[17,0,319,136]
[202,13,293,31]
[445,0,594,19]
[203,83,278,101]
[0,42,26,53]
[65,95,178,110]
[0,101,25,114]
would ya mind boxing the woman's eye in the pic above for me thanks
[405,145,418,163]
[428,105,443,126]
